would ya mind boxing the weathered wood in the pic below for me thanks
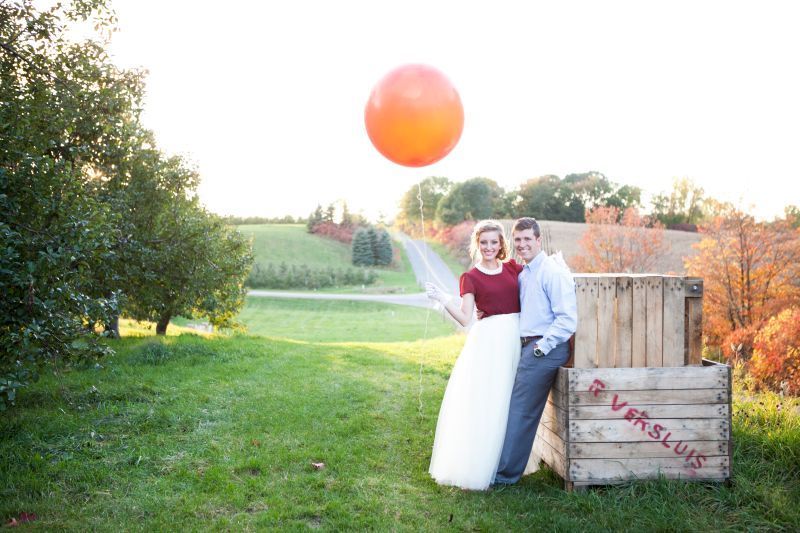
[662,277,685,367]
[569,418,729,443]
[540,401,569,439]
[615,277,633,368]
[533,434,568,478]
[535,418,567,454]
[568,403,730,420]
[569,457,729,482]
[574,277,599,368]
[645,276,664,367]
[567,365,729,391]
[684,278,704,298]
[686,291,704,365]
[631,277,647,367]
[570,388,728,406]
[569,440,729,459]
[551,367,569,394]
[597,277,616,368]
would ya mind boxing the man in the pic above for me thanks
[494,217,577,485]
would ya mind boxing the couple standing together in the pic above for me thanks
[425,217,578,490]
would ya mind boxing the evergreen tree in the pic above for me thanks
[351,228,375,266]
[375,229,394,266]
[307,204,324,232]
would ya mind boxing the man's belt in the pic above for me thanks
[520,335,542,347]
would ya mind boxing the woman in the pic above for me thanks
[425,220,523,490]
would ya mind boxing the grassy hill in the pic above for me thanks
[238,224,419,293]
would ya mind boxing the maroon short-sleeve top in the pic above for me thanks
[459,259,523,317]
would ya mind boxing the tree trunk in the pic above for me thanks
[156,313,171,336]
[104,315,120,339]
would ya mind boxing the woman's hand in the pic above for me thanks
[425,282,451,304]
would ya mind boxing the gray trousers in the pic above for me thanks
[494,339,571,484]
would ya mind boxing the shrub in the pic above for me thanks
[246,263,376,290]
[750,307,800,395]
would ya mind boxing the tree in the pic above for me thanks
[124,198,253,335]
[685,210,800,360]
[651,177,708,226]
[0,0,141,407]
[397,177,452,234]
[352,227,376,266]
[374,229,394,266]
[572,207,669,273]
[515,175,584,222]
[436,177,505,225]
[750,307,800,395]
[307,204,324,232]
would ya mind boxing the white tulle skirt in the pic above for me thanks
[429,312,521,490]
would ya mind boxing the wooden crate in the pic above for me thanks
[531,360,732,491]
[572,274,704,368]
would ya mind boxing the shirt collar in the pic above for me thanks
[524,251,546,271]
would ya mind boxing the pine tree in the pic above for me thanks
[307,205,323,233]
[352,228,375,266]
[375,229,394,266]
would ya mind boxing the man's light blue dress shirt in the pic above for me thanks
[518,251,578,354]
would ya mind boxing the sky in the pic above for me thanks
[103,0,800,221]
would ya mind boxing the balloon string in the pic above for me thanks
[417,180,431,418]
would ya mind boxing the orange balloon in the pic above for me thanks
[365,64,464,167]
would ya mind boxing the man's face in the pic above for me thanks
[513,228,541,263]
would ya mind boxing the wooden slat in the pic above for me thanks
[551,367,569,394]
[662,277,685,366]
[535,418,567,455]
[541,401,568,438]
[615,277,633,368]
[597,277,616,367]
[574,277,599,368]
[645,276,663,367]
[567,365,729,391]
[569,440,729,459]
[569,457,729,482]
[686,291,703,365]
[569,419,729,443]
[570,388,728,406]
[631,277,647,367]
[568,403,730,420]
[533,434,568,478]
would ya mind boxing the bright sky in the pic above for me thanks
[105,0,800,221]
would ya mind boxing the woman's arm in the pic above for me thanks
[426,283,475,327]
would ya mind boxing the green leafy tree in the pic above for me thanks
[436,177,505,225]
[0,0,140,407]
[515,175,584,222]
[397,176,452,233]
[124,198,253,335]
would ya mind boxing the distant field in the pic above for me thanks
[238,224,419,293]
[430,220,703,276]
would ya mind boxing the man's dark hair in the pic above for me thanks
[513,217,540,238]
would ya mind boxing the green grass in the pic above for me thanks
[238,224,420,293]
[238,297,453,342]
[2,312,799,530]
[425,239,469,277]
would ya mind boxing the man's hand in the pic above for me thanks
[475,309,485,320]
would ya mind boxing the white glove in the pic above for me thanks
[425,282,452,304]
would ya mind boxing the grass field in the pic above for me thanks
[2,311,798,530]
[238,224,420,293]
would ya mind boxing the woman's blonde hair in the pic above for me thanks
[468,220,509,262]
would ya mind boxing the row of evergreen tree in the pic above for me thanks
[351,227,394,267]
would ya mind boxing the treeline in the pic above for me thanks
[246,263,377,290]
[397,174,740,233]
[223,215,307,225]
[306,203,395,268]
[0,2,253,409]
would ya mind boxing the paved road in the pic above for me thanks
[247,235,460,308]
[247,289,430,308]
[396,232,460,298]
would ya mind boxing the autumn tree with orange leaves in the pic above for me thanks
[572,207,670,273]
[685,209,800,362]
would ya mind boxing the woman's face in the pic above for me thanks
[478,230,502,262]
